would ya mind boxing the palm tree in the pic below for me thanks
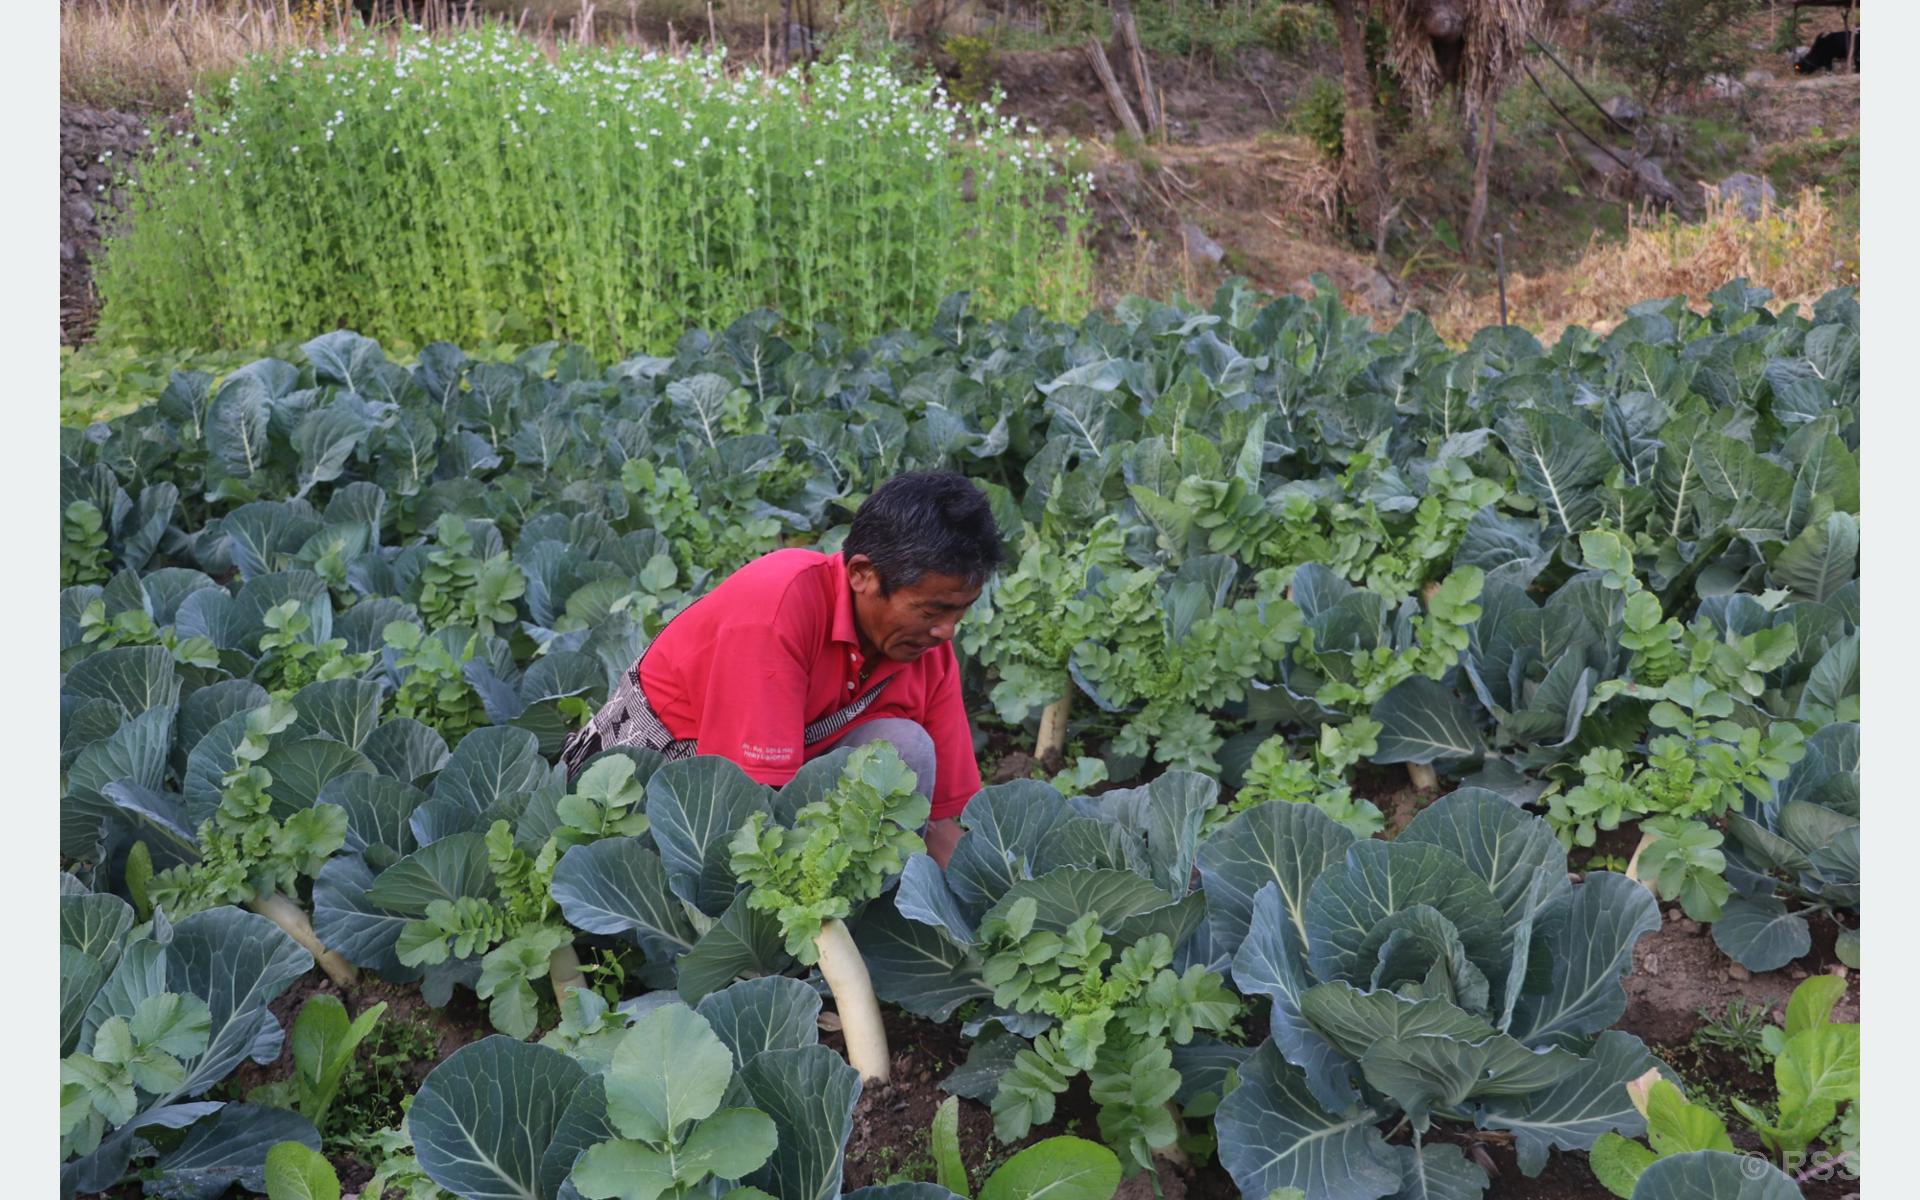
[1331,0,1548,256]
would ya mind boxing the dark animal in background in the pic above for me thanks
[1795,30,1861,74]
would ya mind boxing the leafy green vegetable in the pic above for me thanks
[1731,975,1859,1159]
[981,900,1238,1170]
[571,1005,780,1200]
[1207,791,1666,1197]
[730,743,929,964]
[148,699,351,918]
[1234,718,1385,836]
[264,1141,341,1200]
[1632,817,1730,921]
[61,993,213,1159]
[62,501,112,587]
[416,515,526,638]
[383,621,487,747]
[287,995,388,1136]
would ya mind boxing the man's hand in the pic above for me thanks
[923,817,962,869]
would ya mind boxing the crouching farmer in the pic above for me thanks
[561,471,1002,868]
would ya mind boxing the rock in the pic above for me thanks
[1631,156,1679,206]
[1743,68,1776,87]
[1790,965,1810,980]
[1179,221,1225,264]
[1676,918,1700,935]
[1703,73,1746,99]
[1715,172,1778,220]
[1362,269,1397,310]
[1578,146,1680,207]
[1727,964,1752,982]
[1602,94,1645,125]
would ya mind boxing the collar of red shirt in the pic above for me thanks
[826,551,863,651]
[824,551,899,687]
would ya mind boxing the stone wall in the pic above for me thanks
[60,107,153,345]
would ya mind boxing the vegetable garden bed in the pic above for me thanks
[61,280,1859,1200]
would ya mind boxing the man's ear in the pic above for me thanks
[845,553,878,595]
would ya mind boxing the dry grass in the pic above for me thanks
[61,0,355,111]
[1415,187,1857,345]
[61,0,805,111]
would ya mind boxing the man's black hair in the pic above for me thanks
[843,471,1003,594]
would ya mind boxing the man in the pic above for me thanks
[560,471,1002,868]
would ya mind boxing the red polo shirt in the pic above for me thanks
[636,548,981,820]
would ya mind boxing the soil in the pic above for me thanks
[987,46,1306,148]
[830,1009,1700,1200]
[214,971,495,1195]
[1626,901,1858,1045]
[1646,1030,1861,1200]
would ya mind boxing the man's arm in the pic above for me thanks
[920,646,983,868]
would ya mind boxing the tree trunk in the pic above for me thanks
[1114,0,1162,136]
[1085,37,1145,140]
[1465,103,1496,255]
[1328,0,1387,237]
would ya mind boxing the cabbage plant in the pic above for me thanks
[876,773,1241,1175]
[411,977,860,1200]
[1201,791,1667,1200]
[1719,722,1858,971]
[326,731,652,1036]
[60,885,319,1198]
[551,745,927,1082]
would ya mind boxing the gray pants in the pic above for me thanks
[829,718,936,801]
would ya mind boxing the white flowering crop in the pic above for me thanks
[93,24,1093,356]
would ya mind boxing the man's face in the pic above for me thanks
[846,555,982,662]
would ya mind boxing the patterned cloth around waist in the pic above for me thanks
[559,654,895,783]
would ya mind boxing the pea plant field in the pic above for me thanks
[55,268,1864,1200]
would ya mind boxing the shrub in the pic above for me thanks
[1589,0,1751,108]
[93,26,1092,357]
[1292,74,1346,160]
[1268,1,1336,55]
[943,33,997,104]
